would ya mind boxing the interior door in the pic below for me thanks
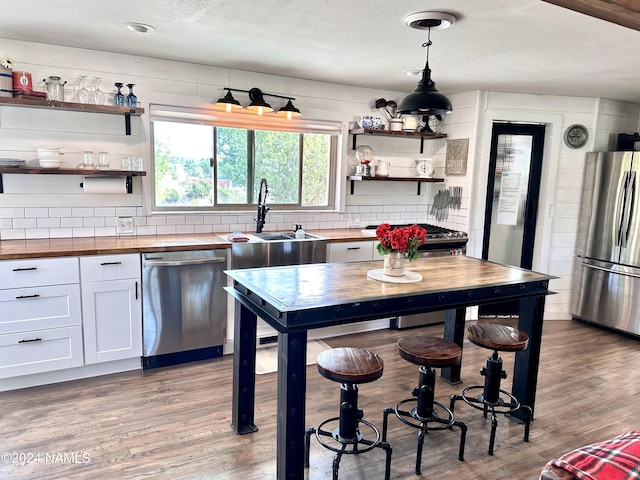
[479,122,545,316]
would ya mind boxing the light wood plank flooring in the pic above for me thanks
[1,319,639,479]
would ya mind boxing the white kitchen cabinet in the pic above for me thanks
[327,241,376,263]
[80,254,142,364]
[0,257,83,379]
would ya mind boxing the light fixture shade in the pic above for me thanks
[214,90,243,112]
[397,64,452,116]
[247,88,273,114]
[276,99,302,119]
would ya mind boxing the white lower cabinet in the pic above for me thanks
[80,254,142,364]
[327,241,376,262]
[0,257,83,379]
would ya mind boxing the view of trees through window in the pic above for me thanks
[153,121,333,210]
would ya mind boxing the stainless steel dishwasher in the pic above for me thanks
[141,250,227,369]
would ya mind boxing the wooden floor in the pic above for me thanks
[2,319,639,479]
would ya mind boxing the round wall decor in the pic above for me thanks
[564,124,589,149]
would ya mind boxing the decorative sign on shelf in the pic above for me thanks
[445,138,469,175]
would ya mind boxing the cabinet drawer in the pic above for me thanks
[0,284,82,334]
[80,254,141,282]
[0,257,79,289]
[328,241,376,262]
[0,326,84,379]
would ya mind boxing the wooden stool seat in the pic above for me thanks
[397,336,462,368]
[317,347,384,384]
[467,324,529,352]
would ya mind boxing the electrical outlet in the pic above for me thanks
[117,216,134,235]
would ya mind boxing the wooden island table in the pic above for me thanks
[224,256,553,480]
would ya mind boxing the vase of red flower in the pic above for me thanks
[375,223,427,276]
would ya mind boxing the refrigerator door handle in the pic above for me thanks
[584,261,640,279]
[621,172,636,248]
[615,171,629,247]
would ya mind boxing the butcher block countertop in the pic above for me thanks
[0,229,375,260]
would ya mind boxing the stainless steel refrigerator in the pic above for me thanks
[571,151,640,336]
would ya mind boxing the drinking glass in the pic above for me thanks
[121,155,131,170]
[82,151,94,168]
[75,76,90,104]
[126,83,137,108]
[132,155,143,171]
[92,77,105,105]
[97,152,110,170]
[114,82,125,106]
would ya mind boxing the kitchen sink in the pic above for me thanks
[254,232,321,241]
[229,232,326,269]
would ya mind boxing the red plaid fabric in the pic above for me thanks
[548,431,640,479]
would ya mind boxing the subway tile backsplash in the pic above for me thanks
[0,204,463,240]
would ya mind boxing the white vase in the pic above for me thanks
[383,252,406,277]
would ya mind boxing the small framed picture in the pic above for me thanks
[445,138,469,175]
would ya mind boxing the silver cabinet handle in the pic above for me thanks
[584,262,640,279]
[144,257,226,267]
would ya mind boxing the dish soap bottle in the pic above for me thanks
[294,224,305,239]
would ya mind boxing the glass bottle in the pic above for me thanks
[126,83,137,108]
[75,75,90,104]
[114,82,125,106]
[92,77,105,105]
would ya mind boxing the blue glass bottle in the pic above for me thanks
[114,82,125,106]
[126,83,137,108]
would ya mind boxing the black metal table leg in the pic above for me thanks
[441,308,466,384]
[276,330,308,480]
[231,301,258,435]
[511,295,546,421]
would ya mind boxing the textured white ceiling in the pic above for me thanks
[1,0,639,102]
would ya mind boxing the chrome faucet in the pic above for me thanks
[256,178,270,233]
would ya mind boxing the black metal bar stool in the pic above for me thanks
[382,336,467,474]
[449,323,533,455]
[304,347,392,480]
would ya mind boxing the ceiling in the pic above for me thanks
[1,0,640,103]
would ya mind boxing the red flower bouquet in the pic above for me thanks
[375,223,427,262]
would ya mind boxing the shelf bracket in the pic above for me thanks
[0,173,3,193]
[126,175,133,194]
[125,113,132,135]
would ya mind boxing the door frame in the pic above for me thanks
[468,109,562,282]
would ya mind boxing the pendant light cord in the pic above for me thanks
[422,27,432,66]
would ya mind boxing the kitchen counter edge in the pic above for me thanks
[0,229,376,260]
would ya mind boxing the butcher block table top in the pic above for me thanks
[225,255,552,331]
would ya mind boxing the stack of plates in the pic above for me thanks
[0,158,27,168]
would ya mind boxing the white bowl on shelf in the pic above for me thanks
[39,158,62,169]
[37,147,63,159]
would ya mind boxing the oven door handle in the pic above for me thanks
[144,257,226,267]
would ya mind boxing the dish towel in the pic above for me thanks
[227,232,249,242]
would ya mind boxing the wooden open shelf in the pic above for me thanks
[350,128,447,154]
[347,175,444,195]
[0,167,146,194]
[0,97,144,135]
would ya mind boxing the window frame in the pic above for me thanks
[149,104,340,213]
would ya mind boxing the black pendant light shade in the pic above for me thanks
[247,87,273,114]
[398,11,455,117]
[276,99,302,119]
[215,89,243,112]
[397,63,452,116]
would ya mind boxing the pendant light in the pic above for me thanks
[247,87,273,115]
[214,89,243,112]
[276,99,302,119]
[397,12,456,116]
